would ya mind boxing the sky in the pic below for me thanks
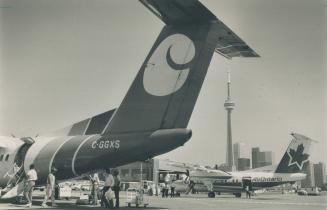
[0,0,326,167]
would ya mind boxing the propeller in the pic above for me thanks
[185,180,195,195]
[184,169,196,195]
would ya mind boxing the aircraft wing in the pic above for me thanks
[191,167,232,180]
[245,164,277,172]
[140,0,259,59]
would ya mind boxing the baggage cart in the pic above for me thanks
[126,188,149,208]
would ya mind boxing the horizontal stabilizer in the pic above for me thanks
[213,20,260,59]
[140,0,259,59]
[140,0,216,24]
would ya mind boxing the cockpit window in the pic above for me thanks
[0,154,3,161]
[5,154,9,161]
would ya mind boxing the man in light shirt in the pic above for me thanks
[24,164,38,208]
[101,169,114,209]
[41,167,57,207]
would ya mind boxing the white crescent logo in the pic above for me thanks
[143,34,195,96]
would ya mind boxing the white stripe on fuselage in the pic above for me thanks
[191,171,306,187]
[23,137,57,173]
[227,171,306,183]
[71,135,96,176]
[48,136,75,173]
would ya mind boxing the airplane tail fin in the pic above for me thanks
[275,133,316,173]
[104,0,259,135]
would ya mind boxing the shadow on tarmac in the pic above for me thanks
[5,200,168,210]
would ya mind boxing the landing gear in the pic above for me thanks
[233,192,241,198]
[208,191,215,198]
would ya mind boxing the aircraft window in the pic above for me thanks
[5,154,9,161]
[0,154,3,161]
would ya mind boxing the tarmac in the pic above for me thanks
[0,192,326,210]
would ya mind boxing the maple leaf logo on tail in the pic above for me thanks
[287,143,309,170]
[275,133,315,173]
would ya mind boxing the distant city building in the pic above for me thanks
[224,71,235,171]
[234,142,251,170]
[237,158,251,171]
[301,161,315,188]
[258,151,273,167]
[252,147,260,169]
[233,143,240,169]
[252,147,273,168]
[313,162,326,187]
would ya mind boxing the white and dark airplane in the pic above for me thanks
[0,0,259,199]
[174,133,314,198]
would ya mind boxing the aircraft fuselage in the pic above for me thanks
[190,171,306,193]
[0,128,191,188]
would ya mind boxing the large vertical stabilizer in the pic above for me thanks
[275,133,315,173]
[104,0,259,135]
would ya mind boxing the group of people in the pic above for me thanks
[99,169,121,209]
[23,164,57,208]
[23,164,121,209]
[160,184,176,198]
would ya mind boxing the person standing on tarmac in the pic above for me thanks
[91,173,100,206]
[42,167,57,207]
[245,185,251,199]
[113,170,121,208]
[101,169,114,209]
[170,184,175,198]
[24,164,38,208]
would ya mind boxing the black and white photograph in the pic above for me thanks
[0,0,326,209]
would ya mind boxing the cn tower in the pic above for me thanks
[224,70,235,171]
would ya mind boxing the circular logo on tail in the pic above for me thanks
[143,34,195,96]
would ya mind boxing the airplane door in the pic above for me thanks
[14,143,32,169]
[242,176,252,191]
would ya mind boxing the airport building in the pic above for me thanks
[116,159,194,185]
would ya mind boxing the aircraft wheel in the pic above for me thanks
[234,192,241,198]
[208,192,215,198]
